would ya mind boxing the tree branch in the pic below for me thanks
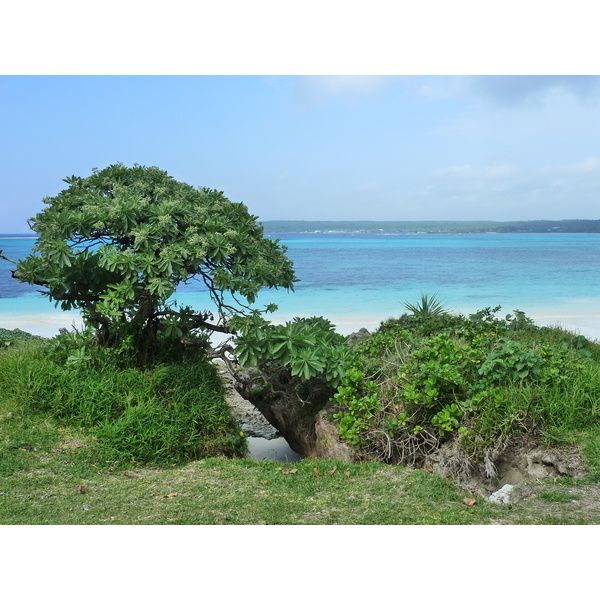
[0,249,18,266]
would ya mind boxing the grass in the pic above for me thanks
[2,404,600,524]
[537,489,581,503]
[0,334,246,465]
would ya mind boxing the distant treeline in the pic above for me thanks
[261,220,600,234]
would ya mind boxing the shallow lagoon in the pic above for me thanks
[2,233,600,340]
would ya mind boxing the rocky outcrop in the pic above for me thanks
[313,404,358,461]
[245,389,357,461]
[217,359,357,460]
[215,360,278,439]
[217,357,586,497]
[346,328,370,344]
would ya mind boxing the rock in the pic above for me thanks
[314,405,358,462]
[222,360,358,460]
[488,484,516,504]
[217,358,588,492]
[246,394,358,461]
[346,328,370,344]
[215,360,279,440]
[244,387,322,457]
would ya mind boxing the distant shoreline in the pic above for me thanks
[0,234,37,238]
[260,220,600,235]
[5,220,600,237]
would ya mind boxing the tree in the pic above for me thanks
[9,163,297,353]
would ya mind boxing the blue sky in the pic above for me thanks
[2,75,600,232]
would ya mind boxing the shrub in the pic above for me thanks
[332,304,600,465]
[232,314,356,413]
[0,327,44,351]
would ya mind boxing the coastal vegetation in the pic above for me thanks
[331,305,600,474]
[226,297,600,488]
[0,328,246,465]
[3,301,600,522]
[1,328,599,525]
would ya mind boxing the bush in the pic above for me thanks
[232,314,356,414]
[0,327,44,351]
[332,305,600,465]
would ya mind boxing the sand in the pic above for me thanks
[3,307,600,342]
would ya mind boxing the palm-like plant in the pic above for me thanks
[403,293,449,318]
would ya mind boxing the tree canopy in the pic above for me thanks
[12,163,297,351]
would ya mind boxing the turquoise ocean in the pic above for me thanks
[2,233,600,340]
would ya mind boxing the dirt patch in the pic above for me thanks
[121,468,162,479]
[492,481,600,523]
[495,444,585,486]
[426,438,587,496]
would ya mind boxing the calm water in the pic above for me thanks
[2,233,600,338]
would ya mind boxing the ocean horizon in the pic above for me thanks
[2,232,600,341]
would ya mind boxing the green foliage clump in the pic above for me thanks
[332,304,600,465]
[0,327,45,351]
[0,334,245,465]
[333,367,382,447]
[10,163,296,357]
[232,314,356,411]
[235,315,354,386]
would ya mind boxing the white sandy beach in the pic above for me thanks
[3,306,600,343]
[0,312,84,338]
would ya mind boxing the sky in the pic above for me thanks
[1,74,600,232]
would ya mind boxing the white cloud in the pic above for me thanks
[565,156,600,173]
[415,156,600,221]
[306,75,391,94]
[538,157,600,176]
[404,76,600,109]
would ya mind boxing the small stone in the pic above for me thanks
[488,484,516,504]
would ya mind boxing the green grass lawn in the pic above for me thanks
[2,412,600,525]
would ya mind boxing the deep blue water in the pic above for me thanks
[2,233,600,335]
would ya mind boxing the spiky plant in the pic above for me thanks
[403,293,449,318]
